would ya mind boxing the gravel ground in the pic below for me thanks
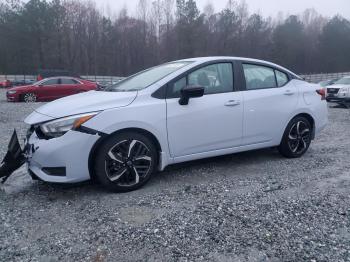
[0,89,350,262]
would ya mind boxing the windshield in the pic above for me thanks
[107,62,192,92]
[334,77,350,85]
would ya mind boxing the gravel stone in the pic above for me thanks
[0,90,350,261]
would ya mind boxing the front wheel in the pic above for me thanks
[22,93,37,103]
[94,132,158,192]
[278,116,312,158]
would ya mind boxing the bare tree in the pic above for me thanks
[0,0,350,75]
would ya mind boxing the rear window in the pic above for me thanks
[243,64,290,90]
[243,64,277,90]
[275,70,289,87]
[61,78,78,84]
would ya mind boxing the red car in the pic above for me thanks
[6,77,98,102]
[0,80,12,88]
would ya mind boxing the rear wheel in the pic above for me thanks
[23,93,37,103]
[278,116,312,158]
[94,132,157,192]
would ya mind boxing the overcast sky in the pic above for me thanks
[95,0,350,19]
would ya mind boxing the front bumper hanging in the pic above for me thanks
[0,130,26,183]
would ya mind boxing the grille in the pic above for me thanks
[327,88,340,94]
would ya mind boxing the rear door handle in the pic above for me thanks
[225,100,241,107]
[284,90,295,96]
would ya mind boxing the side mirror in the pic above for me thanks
[179,85,205,105]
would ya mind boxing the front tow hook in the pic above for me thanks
[0,130,26,183]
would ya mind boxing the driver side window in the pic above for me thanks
[167,63,234,98]
[189,63,233,95]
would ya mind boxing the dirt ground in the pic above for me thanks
[0,89,349,261]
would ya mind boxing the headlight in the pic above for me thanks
[40,112,99,138]
[339,87,350,97]
[7,90,17,95]
[339,87,350,94]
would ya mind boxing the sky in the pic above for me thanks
[95,0,350,19]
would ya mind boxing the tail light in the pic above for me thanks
[316,88,326,100]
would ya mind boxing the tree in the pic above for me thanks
[0,0,349,75]
[242,14,272,59]
[215,8,239,55]
[272,15,306,71]
[175,0,203,57]
[319,16,350,72]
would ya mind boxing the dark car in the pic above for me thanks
[6,76,98,102]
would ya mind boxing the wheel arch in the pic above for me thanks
[287,113,316,141]
[294,113,315,139]
[88,127,162,181]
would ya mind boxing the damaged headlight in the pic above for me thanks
[39,112,100,138]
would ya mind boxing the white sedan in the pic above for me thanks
[0,57,328,192]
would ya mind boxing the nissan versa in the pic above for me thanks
[0,57,328,192]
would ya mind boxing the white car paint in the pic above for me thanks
[35,90,138,118]
[166,91,243,157]
[327,84,350,98]
[24,57,328,183]
[326,76,350,103]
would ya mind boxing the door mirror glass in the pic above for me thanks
[179,85,204,105]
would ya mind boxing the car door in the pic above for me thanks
[166,62,243,158]
[240,62,299,146]
[38,78,61,101]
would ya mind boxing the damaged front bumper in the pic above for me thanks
[1,127,100,184]
[0,130,29,183]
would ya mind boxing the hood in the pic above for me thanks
[35,90,137,119]
[25,111,55,125]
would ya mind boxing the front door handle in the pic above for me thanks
[284,90,295,96]
[225,100,241,107]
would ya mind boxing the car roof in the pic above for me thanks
[43,76,77,80]
[173,56,299,78]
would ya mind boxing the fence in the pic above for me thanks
[300,72,350,83]
[0,75,124,85]
[1,72,350,85]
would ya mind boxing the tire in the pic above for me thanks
[93,132,158,192]
[22,93,37,103]
[278,116,312,158]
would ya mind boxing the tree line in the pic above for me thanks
[0,0,350,76]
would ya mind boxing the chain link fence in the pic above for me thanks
[0,75,124,86]
[300,72,350,83]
